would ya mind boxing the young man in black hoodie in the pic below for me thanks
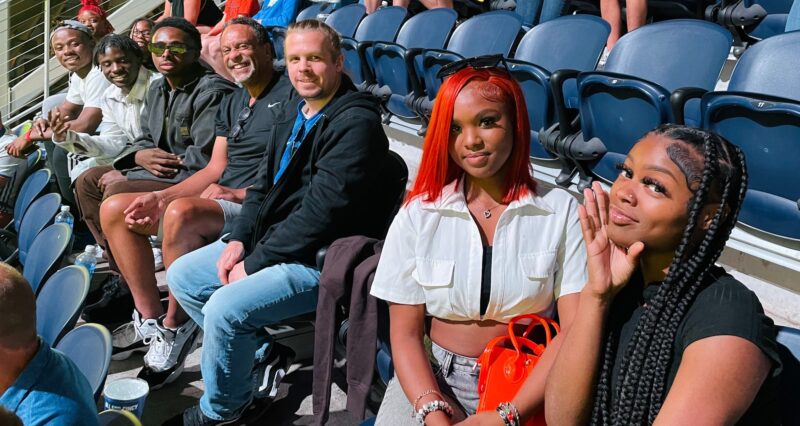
[167,20,393,424]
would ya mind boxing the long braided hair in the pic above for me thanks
[590,124,748,425]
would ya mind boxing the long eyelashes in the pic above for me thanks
[615,162,669,195]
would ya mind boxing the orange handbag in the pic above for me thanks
[476,314,560,426]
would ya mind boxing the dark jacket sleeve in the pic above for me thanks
[242,106,387,273]
[225,158,271,249]
[182,79,233,174]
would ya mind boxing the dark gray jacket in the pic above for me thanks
[113,64,236,182]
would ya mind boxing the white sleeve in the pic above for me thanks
[82,68,111,109]
[370,206,425,305]
[64,73,83,105]
[553,195,588,298]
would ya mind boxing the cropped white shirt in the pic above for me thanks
[370,180,587,322]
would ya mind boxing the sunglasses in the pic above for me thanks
[229,105,253,141]
[436,54,511,79]
[147,43,191,56]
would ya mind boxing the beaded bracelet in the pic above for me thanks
[412,389,444,411]
[496,401,520,426]
[415,399,453,424]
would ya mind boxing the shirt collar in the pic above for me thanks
[0,339,48,411]
[127,67,154,102]
[423,179,555,215]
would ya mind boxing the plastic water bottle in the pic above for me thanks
[54,205,74,230]
[75,245,97,280]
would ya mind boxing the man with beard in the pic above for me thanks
[6,21,109,207]
[73,17,235,357]
[99,17,296,389]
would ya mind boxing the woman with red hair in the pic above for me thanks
[370,60,587,425]
[78,0,114,41]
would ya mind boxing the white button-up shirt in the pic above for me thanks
[370,179,587,322]
[59,67,157,181]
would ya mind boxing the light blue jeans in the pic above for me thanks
[168,239,320,421]
[517,0,565,26]
[788,0,800,32]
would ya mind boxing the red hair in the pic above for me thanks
[79,0,108,19]
[406,67,536,204]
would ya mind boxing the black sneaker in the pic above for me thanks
[252,343,296,400]
[169,398,274,426]
[137,319,202,390]
[82,275,134,326]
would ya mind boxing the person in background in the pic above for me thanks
[364,0,453,14]
[200,0,261,80]
[158,0,224,33]
[130,18,157,71]
[0,113,26,191]
[369,63,586,425]
[78,0,115,42]
[545,125,781,425]
[6,21,109,209]
[515,0,564,27]
[101,16,297,390]
[0,263,98,426]
[787,0,800,31]
[253,0,301,28]
[601,0,646,50]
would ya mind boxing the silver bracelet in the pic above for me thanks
[414,399,453,424]
[496,401,520,426]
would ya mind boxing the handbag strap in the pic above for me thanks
[506,314,560,355]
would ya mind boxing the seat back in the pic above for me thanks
[23,223,72,294]
[511,15,610,158]
[325,3,366,38]
[701,93,800,240]
[727,31,800,99]
[56,323,112,401]
[604,19,731,92]
[17,192,61,265]
[36,265,90,346]
[370,8,458,119]
[296,2,325,21]
[97,409,143,426]
[373,150,409,237]
[13,168,51,232]
[266,26,288,62]
[342,6,407,85]
[776,326,800,425]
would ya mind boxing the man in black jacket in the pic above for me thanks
[74,18,235,356]
[167,20,392,425]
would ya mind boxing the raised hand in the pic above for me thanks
[123,191,165,231]
[579,181,645,303]
[50,110,70,142]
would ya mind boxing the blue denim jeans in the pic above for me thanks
[168,239,320,421]
[517,0,566,26]
[788,0,800,32]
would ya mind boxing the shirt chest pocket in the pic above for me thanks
[518,250,558,292]
[412,258,455,288]
[172,113,192,140]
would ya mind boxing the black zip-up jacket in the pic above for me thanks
[113,64,236,183]
[226,77,391,274]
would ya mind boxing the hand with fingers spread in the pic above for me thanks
[134,148,182,178]
[123,191,166,230]
[50,110,71,143]
[217,241,246,285]
[579,181,645,303]
[200,183,247,203]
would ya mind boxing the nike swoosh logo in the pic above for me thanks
[268,102,281,108]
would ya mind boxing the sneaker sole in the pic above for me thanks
[143,327,202,390]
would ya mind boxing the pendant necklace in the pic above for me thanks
[464,182,503,219]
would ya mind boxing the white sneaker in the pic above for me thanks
[111,310,159,360]
[138,319,201,389]
[152,247,164,272]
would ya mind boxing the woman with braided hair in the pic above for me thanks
[545,125,782,425]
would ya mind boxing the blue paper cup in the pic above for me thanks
[103,378,150,418]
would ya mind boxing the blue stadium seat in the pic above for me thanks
[507,15,610,160]
[296,2,327,21]
[23,223,72,295]
[415,11,524,116]
[341,6,407,89]
[0,192,61,264]
[699,30,800,240]
[97,409,143,426]
[56,323,112,401]
[552,19,731,189]
[6,168,51,233]
[325,3,366,38]
[36,265,90,346]
[708,0,793,39]
[266,26,288,64]
[369,8,458,120]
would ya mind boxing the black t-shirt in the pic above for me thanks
[608,266,782,425]
[168,0,223,27]
[215,74,297,189]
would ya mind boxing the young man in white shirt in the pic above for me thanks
[6,21,109,207]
